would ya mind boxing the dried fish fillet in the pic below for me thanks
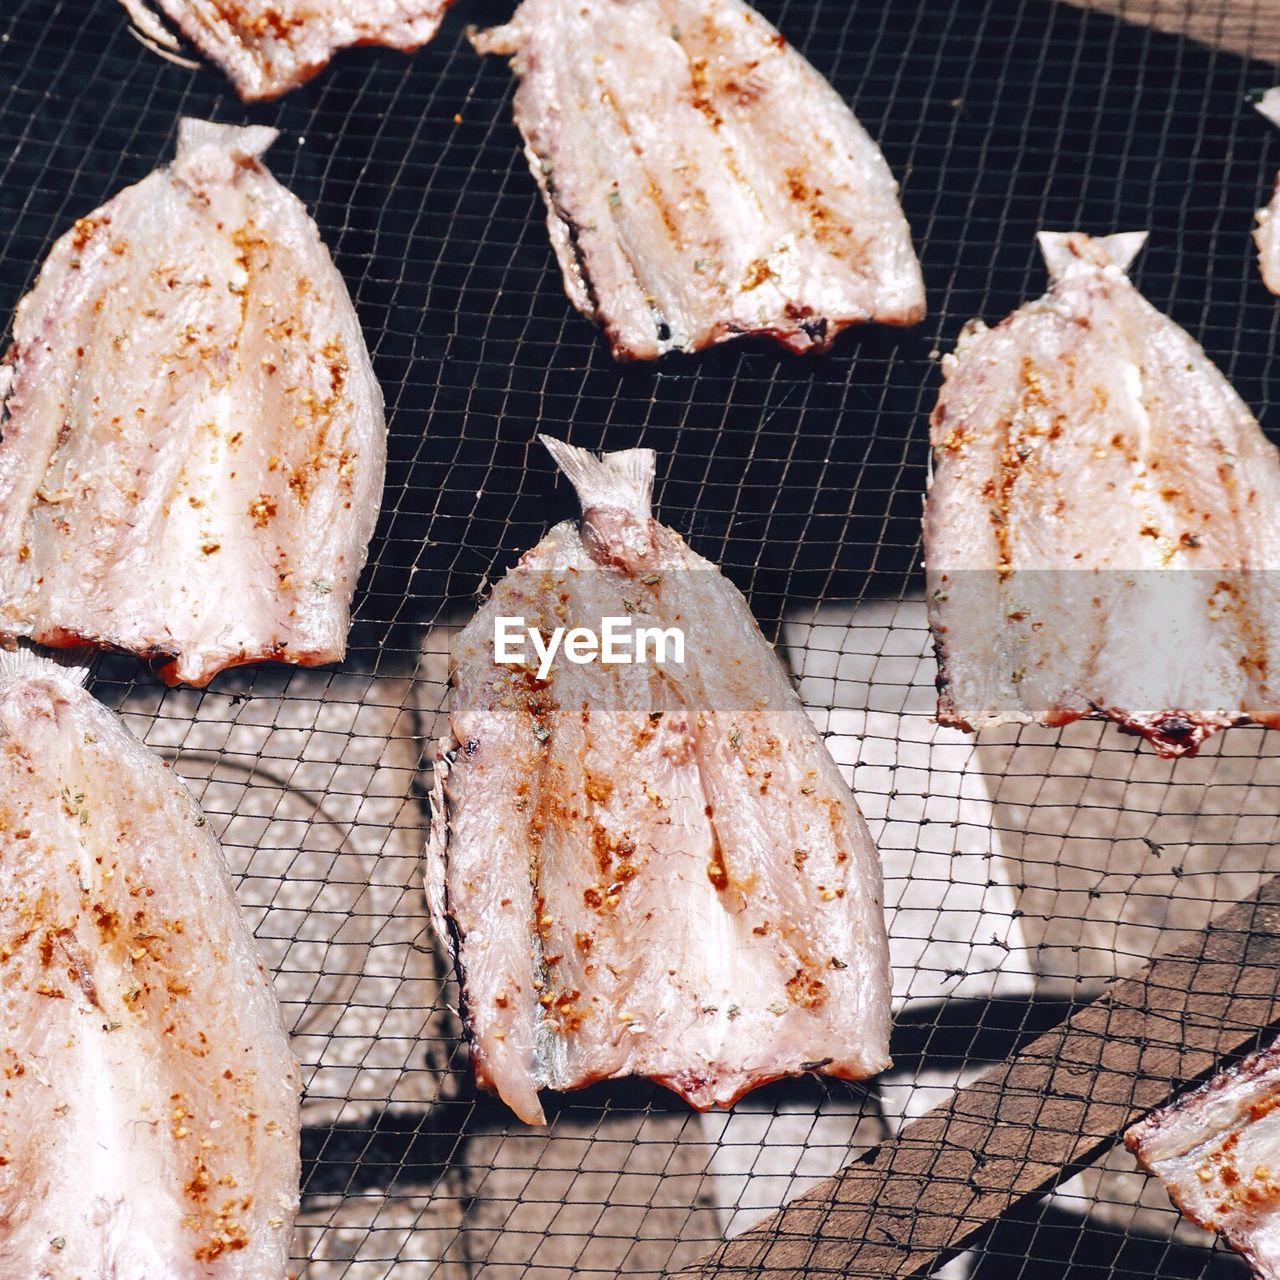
[0,119,386,686]
[471,0,924,360]
[427,438,891,1126]
[0,647,299,1277]
[1255,88,1280,294]
[119,0,454,101]
[1127,1039,1280,1279]
[925,230,1280,758]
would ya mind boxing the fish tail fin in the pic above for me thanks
[1254,87,1280,130]
[119,0,183,51]
[175,118,279,168]
[468,22,523,56]
[540,436,656,518]
[0,643,91,688]
[1038,230,1148,281]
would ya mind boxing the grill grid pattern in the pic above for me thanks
[3,1,1280,1275]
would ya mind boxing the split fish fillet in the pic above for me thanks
[1255,88,1280,294]
[119,0,454,101]
[1127,1039,1280,1279]
[0,119,386,686]
[0,647,300,1277]
[426,437,892,1126]
[924,230,1280,758]
[471,0,925,360]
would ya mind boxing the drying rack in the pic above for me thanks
[3,1,1280,1275]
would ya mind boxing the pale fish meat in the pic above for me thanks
[1127,1038,1280,1279]
[471,0,925,360]
[0,119,386,686]
[118,0,454,101]
[426,437,892,1126]
[925,230,1280,758]
[0,647,299,1277]
[1255,88,1280,295]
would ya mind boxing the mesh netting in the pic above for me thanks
[3,0,1280,1275]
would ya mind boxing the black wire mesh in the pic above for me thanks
[3,0,1280,1275]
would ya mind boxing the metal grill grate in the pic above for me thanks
[3,1,1280,1275]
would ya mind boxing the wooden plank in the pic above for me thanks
[1053,0,1280,64]
[677,876,1280,1280]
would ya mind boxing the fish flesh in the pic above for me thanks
[426,437,892,1126]
[1255,88,1280,294]
[1126,1038,1280,1279]
[471,0,924,360]
[0,646,299,1277]
[118,0,454,101]
[0,120,385,686]
[924,230,1280,758]
[0,119,386,686]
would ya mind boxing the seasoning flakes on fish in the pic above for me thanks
[1255,88,1280,295]
[471,0,924,360]
[119,0,454,100]
[0,119,386,686]
[0,647,299,1277]
[426,438,891,1126]
[1127,1038,1280,1280]
[924,230,1280,758]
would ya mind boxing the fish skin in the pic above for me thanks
[0,120,386,687]
[119,0,453,101]
[1254,89,1280,295]
[0,646,300,1278]
[924,230,1280,759]
[1126,1039,1280,1280]
[427,438,891,1126]
[471,0,924,361]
